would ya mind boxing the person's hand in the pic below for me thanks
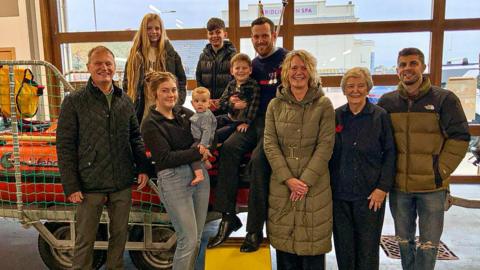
[191,176,204,186]
[210,99,220,110]
[229,95,240,104]
[201,149,213,161]
[290,190,306,202]
[285,178,309,201]
[198,144,208,155]
[233,100,247,110]
[368,188,387,212]
[137,173,149,190]
[68,191,84,203]
[236,123,249,133]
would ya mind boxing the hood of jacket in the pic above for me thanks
[276,83,325,106]
[203,40,236,57]
[397,75,432,100]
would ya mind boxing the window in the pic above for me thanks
[442,30,480,123]
[171,40,208,80]
[57,0,228,32]
[293,0,431,24]
[323,87,347,109]
[446,0,480,19]
[61,40,208,82]
[61,42,131,82]
[294,33,430,76]
[42,0,480,182]
[443,31,480,68]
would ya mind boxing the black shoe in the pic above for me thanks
[207,215,242,248]
[240,232,263,253]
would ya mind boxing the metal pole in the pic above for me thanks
[8,65,24,222]
[93,0,97,31]
[275,0,288,44]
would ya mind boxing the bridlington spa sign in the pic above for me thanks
[263,5,317,17]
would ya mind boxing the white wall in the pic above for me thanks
[0,0,43,61]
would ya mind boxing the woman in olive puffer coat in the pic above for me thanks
[264,50,335,270]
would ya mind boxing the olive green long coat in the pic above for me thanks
[264,85,335,256]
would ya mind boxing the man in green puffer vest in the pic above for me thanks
[377,47,470,270]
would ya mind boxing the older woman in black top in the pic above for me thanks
[141,71,210,270]
[329,67,396,270]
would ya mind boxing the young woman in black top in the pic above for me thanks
[141,71,210,270]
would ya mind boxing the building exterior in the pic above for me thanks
[231,1,376,75]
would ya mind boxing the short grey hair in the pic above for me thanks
[87,46,115,64]
[340,67,373,92]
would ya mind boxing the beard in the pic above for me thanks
[255,43,273,57]
[401,74,422,86]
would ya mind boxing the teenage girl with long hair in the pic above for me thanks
[123,13,187,123]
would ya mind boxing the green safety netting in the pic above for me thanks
[0,61,167,225]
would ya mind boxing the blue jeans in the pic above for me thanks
[389,190,446,270]
[157,164,210,270]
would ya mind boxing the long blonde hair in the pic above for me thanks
[126,13,168,100]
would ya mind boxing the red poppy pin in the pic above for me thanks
[335,124,343,133]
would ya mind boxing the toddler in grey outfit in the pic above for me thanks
[190,87,217,184]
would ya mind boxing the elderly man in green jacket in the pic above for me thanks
[57,46,149,270]
[378,47,470,270]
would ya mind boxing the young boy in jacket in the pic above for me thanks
[196,17,237,114]
[216,53,260,143]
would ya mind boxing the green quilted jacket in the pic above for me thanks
[264,84,335,256]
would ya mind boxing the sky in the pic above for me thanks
[63,0,479,67]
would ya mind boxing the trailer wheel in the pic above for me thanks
[37,222,107,270]
[128,225,175,270]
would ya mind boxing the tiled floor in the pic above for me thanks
[0,184,479,269]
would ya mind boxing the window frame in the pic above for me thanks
[39,0,480,183]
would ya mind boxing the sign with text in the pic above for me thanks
[263,5,317,17]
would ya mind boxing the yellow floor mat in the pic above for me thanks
[205,237,272,269]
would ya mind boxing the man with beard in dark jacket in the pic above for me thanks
[196,17,237,114]
[208,16,288,253]
[378,47,470,270]
[57,46,149,270]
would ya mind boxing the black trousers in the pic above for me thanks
[332,199,385,270]
[215,114,238,143]
[213,115,271,233]
[276,250,325,270]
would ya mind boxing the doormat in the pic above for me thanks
[380,235,459,260]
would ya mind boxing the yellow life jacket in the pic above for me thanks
[0,66,43,118]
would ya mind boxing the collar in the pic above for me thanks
[341,98,374,115]
[87,77,122,97]
[211,44,223,53]
[258,47,278,59]
[236,77,256,87]
[193,110,211,115]
[150,105,188,121]
[397,75,431,100]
